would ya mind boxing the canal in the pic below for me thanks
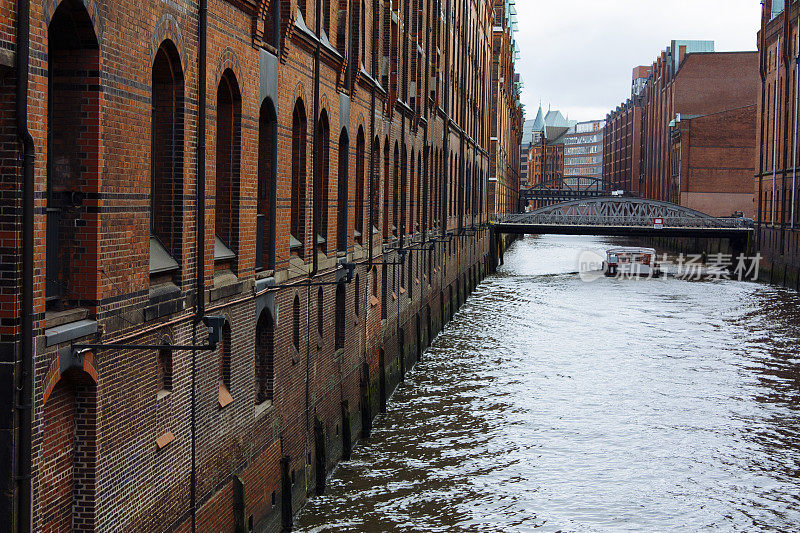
[294,235,800,532]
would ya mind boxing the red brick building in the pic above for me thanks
[603,67,648,195]
[0,0,507,530]
[755,0,800,284]
[603,43,758,218]
[488,13,524,217]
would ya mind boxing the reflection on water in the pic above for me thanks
[294,235,800,532]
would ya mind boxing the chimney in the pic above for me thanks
[678,45,687,67]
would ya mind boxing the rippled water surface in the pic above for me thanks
[294,235,800,532]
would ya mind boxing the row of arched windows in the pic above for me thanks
[43,1,486,313]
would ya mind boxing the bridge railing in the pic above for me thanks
[499,213,753,229]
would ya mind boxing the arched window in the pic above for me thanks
[317,287,325,338]
[150,40,184,284]
[383,140,391,239]
[215,70,242,272]
[315,111,330,253]
[258,99,278,270]
[401,145,408,235]
[407,250,413,299]
[393,143,400,236]
[291,100,307,258]
[381,263,388,319]
[337,130,349,253]
[354,273,360,317]
[371,137,381,235]
[46,0,100,310]
[256,311,275,404]
[408,150,415,233]
[354,128,365,244]
[293,295,301,350]
[335,283,345,350]
[157,346,173,396]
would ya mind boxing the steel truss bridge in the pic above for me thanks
[494,197,753,243]
[521,177,603,209]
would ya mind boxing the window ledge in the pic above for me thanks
[45,307,89,330]
[45,317,97,347]
[255,400,274,420]
[157,390,172,401]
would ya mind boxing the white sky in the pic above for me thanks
[514,0,762,122]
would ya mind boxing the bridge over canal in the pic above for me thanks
[493,197,754,256]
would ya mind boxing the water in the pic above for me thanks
[294,235,800,532]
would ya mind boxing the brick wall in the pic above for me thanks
[1,0,513,530]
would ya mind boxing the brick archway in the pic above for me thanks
[39,366,97,532]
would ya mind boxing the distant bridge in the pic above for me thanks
[520,177,603,209]
[494,197,753,243]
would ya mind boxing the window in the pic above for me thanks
[337,130,349,253]
[381,264,388,319]
[263,0,281,49]
[215,70,242,271]
[293,295,301,350]
[157,347,172,396]
[335,283,345,350]
[258,99,278,270]
[408,151,415,232]
[323,0,331,36]
[256,311,275,404]
[354,128,365,244]
[218,321,233,407]
[315,112,331,253]
[369,137,381,233]
[393,143,400,236]
[383,140,391,239]
[407,251,413,299]
[349,0,361,92]
[317,287,325,338]
[291,100,307,257]
[46,0,100,310]
[354,273,360,317]
[401,146,407,234]
[150,41,184,283]
[336,0,348,57]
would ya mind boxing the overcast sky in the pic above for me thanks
[514,0,762,123]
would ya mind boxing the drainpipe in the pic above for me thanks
[16,0,34,530]
[311,0,322,278]
[191,0,207,530]
[792,17,799,229]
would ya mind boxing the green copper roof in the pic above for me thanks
[672,40,714,70]
[772,0,785,20]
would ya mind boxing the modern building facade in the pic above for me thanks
[0,0,511,530]
[563,119,604,185]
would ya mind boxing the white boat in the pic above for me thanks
[604,247,662,278]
